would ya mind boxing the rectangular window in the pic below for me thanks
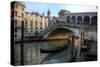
[25,20,27,27]
[15,11,17,16]
[45,23,47,28]
[30,21,32,32]
[31,30,32,32]
[22,7,24,11]
[35,21,37,29]
[15,34,17,37]
[11,4,14,9]
[15,28,17,32]
[40,27,42,30]
[22,20,24,28]
[11,12,14,16]
[35,27,38,29]
[22,13,24,17]
[24,29,27,32]
[15,4,17,8]
[15,20,17,25]
[30,21,33,29]
[40,22,42,30]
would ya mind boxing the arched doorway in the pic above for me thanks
[67,16,70,23]
[77,16,82,24]
[72,16,76,23]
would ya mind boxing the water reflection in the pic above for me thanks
[47,32,72,48]
[14,32,75,65]
[14,30,83,65]
[14,38,73,65]
[48,39,68,48]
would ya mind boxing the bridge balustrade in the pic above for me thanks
[40,20,97,37]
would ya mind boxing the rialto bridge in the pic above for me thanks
[40,11,97,41]
[41,22,97,42]
[38,12,97,54]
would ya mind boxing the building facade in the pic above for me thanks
[11,1,26,41]
[24,12,49,38]
[11,1,50,41]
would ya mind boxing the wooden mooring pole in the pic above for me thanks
[71,34,74,60]
[21,21,24,65]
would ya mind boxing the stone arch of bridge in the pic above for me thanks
[48,28,73,38]
[42,26,79,39]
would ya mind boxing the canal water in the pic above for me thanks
[14,37,80,65]
[14,37,97,65]
[14,41,48,65]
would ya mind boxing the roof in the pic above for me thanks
[58,9,71,15]
[26,11,47,17]
[11,1,25,7]
[71,12,97,14]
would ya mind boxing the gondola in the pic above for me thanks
[40,44,68,53]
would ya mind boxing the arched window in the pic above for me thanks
[67,16,70,23]
[91,16,97,25]
[83,16,90,24]
[77,16,82,24]
[72,16,76,23]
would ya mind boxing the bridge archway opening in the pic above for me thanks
[47,28,74,48]
[72,16,76,23]
[67,16,70,23]
[77,16,82,24]
[91,16,97,25]
[83,16,90,24]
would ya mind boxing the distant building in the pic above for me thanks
[50,16,59,25]
[25,12,49,37]
[11,1,50,40]
[58,9,71,22]
[58,9,97,25]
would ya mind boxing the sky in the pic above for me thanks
[24,1,97,17]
